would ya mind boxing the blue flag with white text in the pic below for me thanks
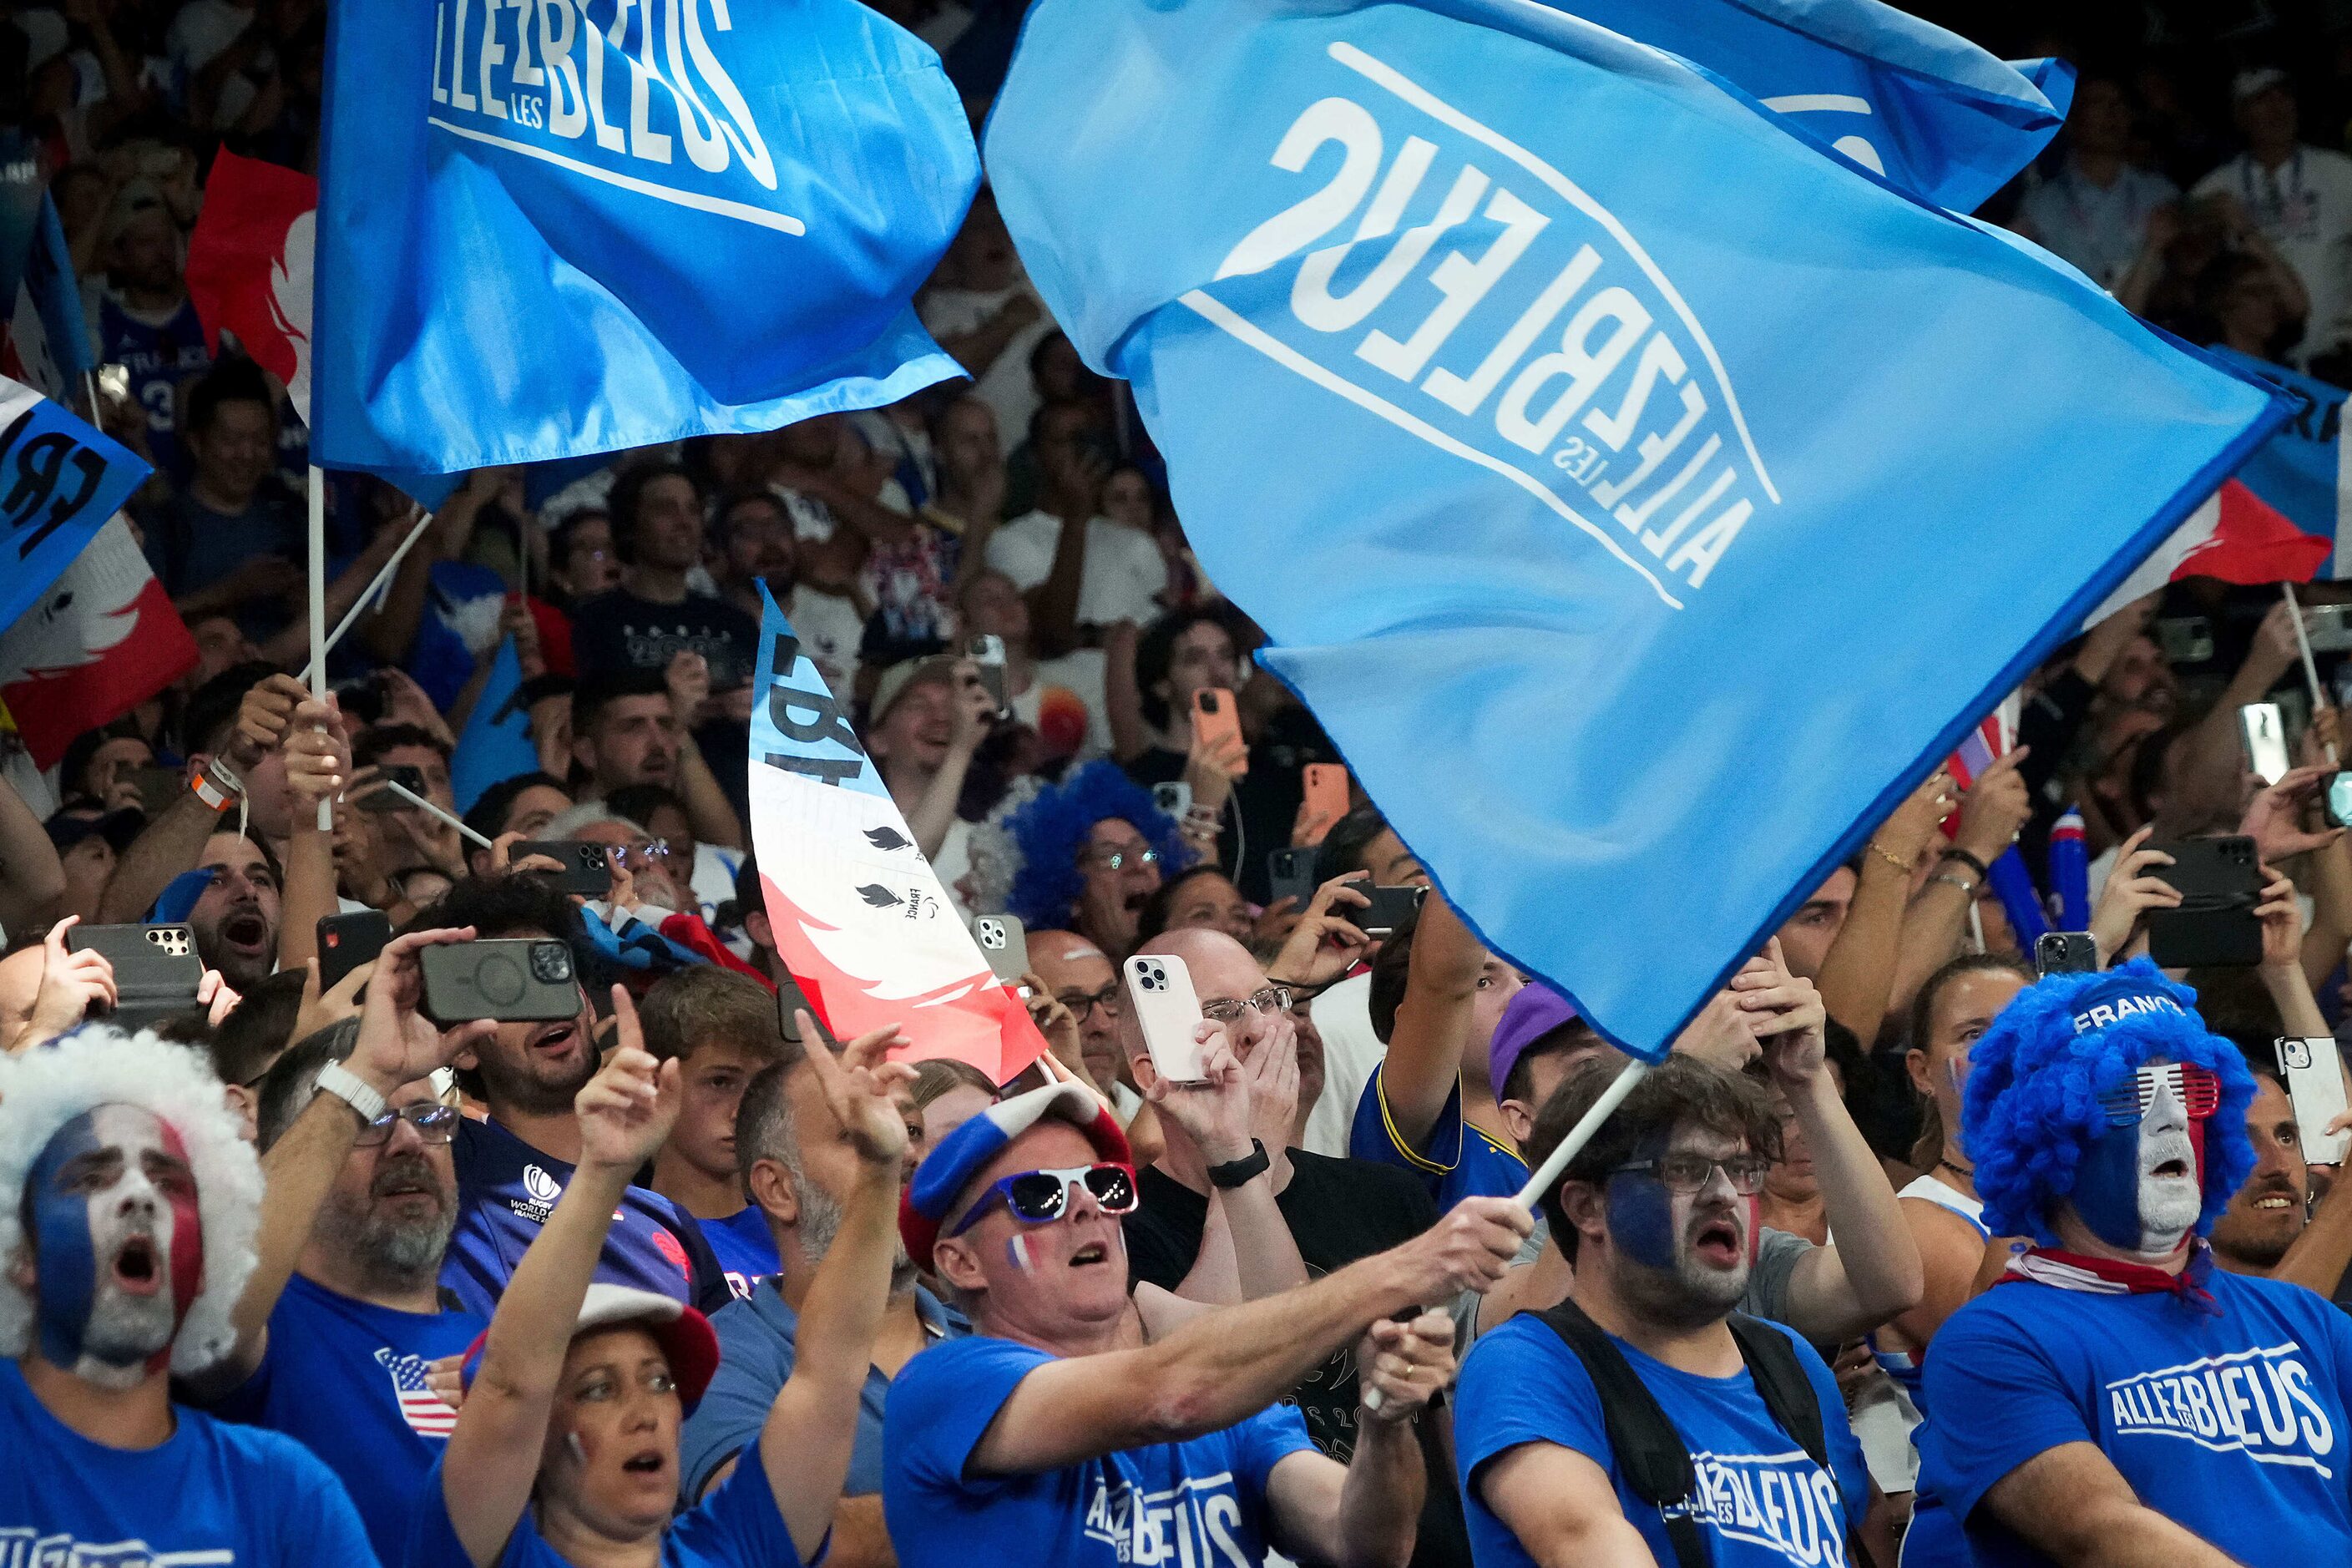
[0,372,149,636]
[1542,0,2071,212]
[986,0,2289,1056]
[311,0,979,481]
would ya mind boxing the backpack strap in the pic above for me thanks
[1530,1298,1712,1568]
[1726,1314,1876,1568]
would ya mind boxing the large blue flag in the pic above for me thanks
[311,0,979,482]
[987,0,2288,1056]
[451,636,539,813]
[1543,0,2071,212]
[0,372,149,635]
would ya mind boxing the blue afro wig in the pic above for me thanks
[1964,959,2255,1243]
[1003,760,1192,930]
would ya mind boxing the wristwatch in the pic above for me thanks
[314,1060,389,1125]
[1206,1139,1271,1190]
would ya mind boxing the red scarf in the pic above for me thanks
[1995,1239,2221,1314]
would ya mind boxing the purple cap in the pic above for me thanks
[1490,981,1580,1096]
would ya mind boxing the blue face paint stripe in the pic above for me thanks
[1606,1171,1680,1271]
[28,1111,102,1368]
[2072,1120,2146,1251]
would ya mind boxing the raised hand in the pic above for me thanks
[576,988,682,1173]
[1733,938,1828,1090]
[1358,1308,1457,1426]
[230,671,313,766]
[1266,873,1373,989]
[798,1014,915,1166]
[2240,766,2343,864]
[2256,865,2306,973]
[13,916,117,1048]
[665,650,712,728]
[1953,746,2032,866]
[1670,987,1761,1072]
[2088,825,2182,966]
[350,928,498,1098]
[283,695,348,811]
[1874,766,1958,870]
[1393,1196,1533,1302]
[1144,1028,1256,1165]
[948,659,996,756]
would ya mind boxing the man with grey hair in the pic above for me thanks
[182,928,498,1565]
[678,1014,953,1567]
[0,1024,375,1562]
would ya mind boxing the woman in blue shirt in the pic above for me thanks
[411,989,911,1568]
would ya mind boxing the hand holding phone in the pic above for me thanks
[2034,932,2098,976]
[64,923,202,1030]
[2240,702,2292,786]
[418,938,583,1026]
[967,635,1012,721]
[1191,687,1248,777]
[973,913,1031,984]
[1124,953,1208,1082]
[2144,837,2263,969]
[2279,1038,2352,1165]
[317,912,392,992]
[513,840,616,895]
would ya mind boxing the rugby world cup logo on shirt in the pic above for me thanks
[426,0,795,235]
[2107,1343,2337,1475]
[1182,42,1777,610]
[512,1161,563,1222]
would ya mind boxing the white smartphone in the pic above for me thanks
[2240,701,2292,787]
[971,912,1030,988]
[1151,780,1193,820]
[1123,952,1207,1083]
[2278,1037,2352,1166]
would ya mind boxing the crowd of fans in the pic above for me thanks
[10,1,2352,1565]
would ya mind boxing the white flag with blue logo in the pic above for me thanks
[986,0,2288,1057]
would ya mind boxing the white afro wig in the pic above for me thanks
[0,1026,262,1375]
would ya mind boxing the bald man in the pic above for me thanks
[1024,928,1137,1118]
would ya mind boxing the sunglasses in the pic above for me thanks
[354,1103,461,1147]
[947,1162,1139,1237]
[2096,1063,2220,1126]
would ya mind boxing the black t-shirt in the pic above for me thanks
[569,587,763,691]
[1124,747,1302,904]
[1125,1150,1470,1568]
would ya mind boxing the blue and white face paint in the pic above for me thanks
[1601,1127,1759,1317]
[24,1105,205,1388]
[2070,1062,2215,1257]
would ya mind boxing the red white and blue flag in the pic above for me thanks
[376,1347,457,1439]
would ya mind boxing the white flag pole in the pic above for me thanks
[1511,1057,1651,1210]
[306,466,331,832]
[297,504,433,686]
[378,779,494,849]
[2283,582,2339,766]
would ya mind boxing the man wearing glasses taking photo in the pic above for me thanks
[180,927,500,1565]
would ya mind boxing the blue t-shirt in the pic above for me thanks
[682,1277,959,1504]
[1456,1314,1869,1568]
[0,1355,379,1566]
[703,1207,781,1301]
[1348,1067,1530,1206]
[1913,1267,2352,1566]
[883,1334,1318,1568]
[443,1115,733,1319]
[201,1273,487,1565]
[407,1435,812,1568]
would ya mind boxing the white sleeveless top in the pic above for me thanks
[1899,1171,1989,1237]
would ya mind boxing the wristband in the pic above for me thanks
[191,758,244,813]
[1938,846,1990,881]
[314,1060,389,1125]
[1206,1139,1271,1190]
[1928,872,1980,898]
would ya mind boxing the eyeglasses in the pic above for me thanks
[613,840,674,869]
[1083,845,1158,873]
[947,1162,1139,1237]
[1610,1153,1773,1196]
[1199,986,1292,1024]
[1057,985,1124,1019]
[354,1103,460,1147]
[2096,1063,2220,1126]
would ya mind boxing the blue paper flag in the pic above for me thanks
[452,636,539,814]
[0,373,151,636]
[311,0,979,482]
[1540,0,2071,211]
[986,0,2289,1056]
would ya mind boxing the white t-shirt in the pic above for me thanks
[1019,646,1115,764]
[2193,145,2352,362]
[2016,159,2177,291]
[984,512,1168,630]
[784,584,864,705]
[918,281,1057,455]
[1302,972,1383,1160]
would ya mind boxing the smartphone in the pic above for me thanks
[1124,952,1207,1082]
[1356,883,1429,939]
[316,911,391,992]
[2145,836,2264,969]
[966,634,1011,721]
[2306,604,2352,655]
[775,971,838,1047]
[1191,687,1248,776]
[357,763,428,813]
[972,913,1030,986]
[2034,931,2099,977]
[126,765,185,818]
[513,840,615,896]
[418,938,582,1026]
[1267,847,1319,908]
[2240,702,2292,787]
[2329,772,2352,830]
[2155,615,2214,665]
[1302,763,1349,836]
[2279,1038,2352,1165]
[65,924,204,1030]
[1151,780,1193,820]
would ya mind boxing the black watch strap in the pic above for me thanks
[1206,1138,1272,1190]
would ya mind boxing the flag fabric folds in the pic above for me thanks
[748,583,1046,1083]
[0,518,196,770]
[1537,0,2071,211]
[310,0,979,483]
[0,374,150,637]
[186,150,321,417]
[450,635,539,813]
[0,175,94,402]
[985,0,2289,1055]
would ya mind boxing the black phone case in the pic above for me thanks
[317,912,392,992]
[1266,848,1318,908]
[358,764,428,812]
[1357,884,1428,938]
[418,940,581,1025]
[513,840,615,895]
[2146,837,2264,969]
[65,923,204,1028]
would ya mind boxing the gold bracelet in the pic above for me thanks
[1865,840,1912,876]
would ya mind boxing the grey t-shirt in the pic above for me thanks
[1504,1216,1814,1326]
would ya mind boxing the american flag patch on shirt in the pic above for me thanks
[377,1347,458,1439]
